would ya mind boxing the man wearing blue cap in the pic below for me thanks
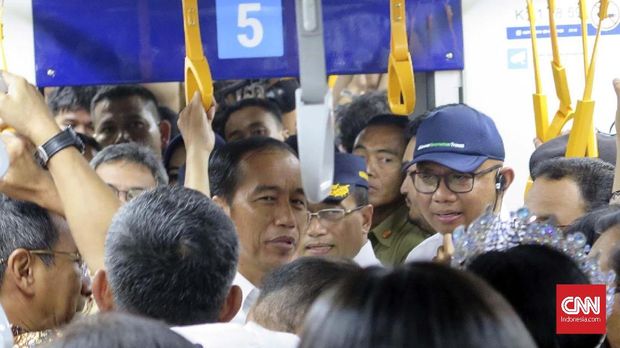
[297,153,380,267]
[401,104,515,261]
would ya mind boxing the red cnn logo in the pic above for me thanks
[556,284,606,334]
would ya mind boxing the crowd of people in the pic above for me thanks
[0,71,618,347]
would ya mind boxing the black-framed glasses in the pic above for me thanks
[410,164,502,194]
[107,184,147,202]
[306,206,366,228]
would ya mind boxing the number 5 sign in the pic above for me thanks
[215,0,284,59]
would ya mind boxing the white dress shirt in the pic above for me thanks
[352,240,383,267]
[173,321,299,348]
[231,272,260,324]
[405,233,442,262]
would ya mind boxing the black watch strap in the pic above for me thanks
[35,127,85,168]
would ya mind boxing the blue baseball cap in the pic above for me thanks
[325,153,369,202]
[412,104,505,172]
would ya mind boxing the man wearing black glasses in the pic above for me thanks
[401,104,515,262]
[0,196,91,346]
[297,153,380,267]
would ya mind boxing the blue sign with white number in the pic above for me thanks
[31,0,464,86]
[216,0,284,59]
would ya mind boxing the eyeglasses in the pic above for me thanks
[0,250,89,278]
[410,165,502,194]
[107,184,147,202]
[306,206,366,228]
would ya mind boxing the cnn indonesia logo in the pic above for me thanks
[556,284,607,334]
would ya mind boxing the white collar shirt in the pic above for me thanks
[352,240,383,267]
[173,321,299,348]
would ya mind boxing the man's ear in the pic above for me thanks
[498,167,515,193]
[218,285,242,323]
[7,249,36,296]
[361,204,374,235]
[92,269,115,312]
[158,120,172,150]
[212,195,231,216]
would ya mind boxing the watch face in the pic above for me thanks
[0,138,9,179]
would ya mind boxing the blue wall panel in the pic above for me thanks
[32,0,463,86]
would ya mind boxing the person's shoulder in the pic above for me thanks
[172,322,299,348]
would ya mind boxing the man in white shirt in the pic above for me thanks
[402,104,515,262]
[209,137,309,323]
[297,153,381,267]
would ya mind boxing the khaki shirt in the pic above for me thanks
[369,205,432,266]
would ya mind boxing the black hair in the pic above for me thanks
[468,244,602,348]
[209,137,296,203]
[47,86,100,115]
[299,262,536,348]
[0,195,59,282]
[354,113,412,148]
[90,143,168,185]
[335,91,391,152]
[565,205,620,246]
[104,186,239,325]
[213,98,283,139]
[532,157,614,212]
[90,85,160,120]
[46,312,194,348]
[251,257,360,333]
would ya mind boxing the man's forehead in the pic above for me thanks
[308,201,342,211]
[237,150,302,187]
[94,96,157,118]
[355,125,405,150]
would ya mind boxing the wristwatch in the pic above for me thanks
[35,127,85,168]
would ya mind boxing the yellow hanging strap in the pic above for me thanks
[181,0,213,110]
[527,0,548,142]
[387,0,415,116]
[578,0,589,79]
[546,0,573,139]
[0,0,7,71]
[566,0,609,158]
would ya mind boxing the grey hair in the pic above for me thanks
[0,195,58,283]
[90,143,168,185]
[104,186,239,325]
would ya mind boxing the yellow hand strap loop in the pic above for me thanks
[182,0,213,110]
[527,0,549,141]
[546,0,574,140]
[387,0,415,116]
[566,0,609,158]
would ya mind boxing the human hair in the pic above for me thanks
[209,137,296,203]
[565,205,620,246]
[299,262,536,348]
[251,257,360,334]
[104,186,239,325]
[350,186,368,206]
[468,244,602,348]
[47,86,100,115]
[335,91,390,152]
[213,97,283,138]
[0,195,58,282]
[91,85,160,120]
[45,312,194,348]
[531,157,614,212]
[90,143,168,185]
[358,113,412,148]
